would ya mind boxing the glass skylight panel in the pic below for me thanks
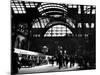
[11,3,14,6]
[13,0,17,2]
[41,2,48,5]
[73,5,77,8]
[53,30,57,33]
[52,26,56,30]
[58,33,61,36]
[68,5,73,8]
[78,5,81,14]
[84,5,93,14]
[20,3,23,6]
[26,5,30,8]
[42,4,51,7]
[16,5,21,7]
[21,8,24,11]
[52,33,57,37]
[41,24,45,28]
[57,30,61,33]
[42,11,62,15]
[42,19,46,26]
[30,3,34,6]
[38,8,44,12]
[13,7,17,11]
[68,21,75,28]
[22,11,26,13]
[92,9,96,14]
[25,3,31,8]
[34,3,38,6]
[61,26,64,29]
[31,6,35,8]
[84,6,87,10]
[15,3,19,6]
[17,8,21,10]
[32,25,35,28]
[40,20,45,28]
[11,0,13,2]
[87,6,91,9]
[39,4,67,12]
[87,10,90,14]
[91,23,94,28]
[62,30,66,33]
[19,10,23,13]
[78,8,81,14]
[78,34,82,37]
[32,23,36,28]
[67,28,72,34]
[72,23,75,28]
[48,33,51,36]
[54,26,58,29]
[12,5,16,8]
[20,5,24,7]
[14,10,18,13]
[41,4,63,9]
[78,23,82,28]
[84,34,88,37]
[11,0,26,14]
[44,25,67,37]
[35,23,38,28]
[37,22,40,28]
[38,6,42,11]
[32,18,48,28]
[86,8,91,14]
[85,23,89,28]
[34,23,37,28]
[24,2,37,8]
[25,3,30,6]
[62,33,66,36]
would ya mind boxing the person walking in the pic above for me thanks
[51,57,54,66]
[57,51,63,69]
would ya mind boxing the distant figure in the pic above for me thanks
[77,56,84,68]
[57,51,64,69]
[55,56,59,65]
[64,55,69,68]
[63,51,69,68]
[51,57,54,66]
[47,57,51,64]
[70,55,75,68]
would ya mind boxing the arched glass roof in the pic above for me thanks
[32,18,49,28]
[38,3,67,17]
[44,25,72,37]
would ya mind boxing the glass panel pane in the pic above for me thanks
[18,11,23,13]
[17,7,21,10]
[85,23,89,28]
[14,10,18,13]
[13,7,17,11]
[92,9,96,14]
[91,23,94,28]
[44,25,71,37]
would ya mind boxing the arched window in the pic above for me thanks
[44,25,72,37]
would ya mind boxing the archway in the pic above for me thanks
[44,25,72,37]
[42,21,75,37]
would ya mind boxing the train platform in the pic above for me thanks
[17,62,80,74]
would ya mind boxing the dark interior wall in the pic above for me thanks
[29,37,89,55]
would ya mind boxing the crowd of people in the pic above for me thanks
[19,55,48,67]
[12,50,95,74]
[48,50,95,69]
[12,52,48,74]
